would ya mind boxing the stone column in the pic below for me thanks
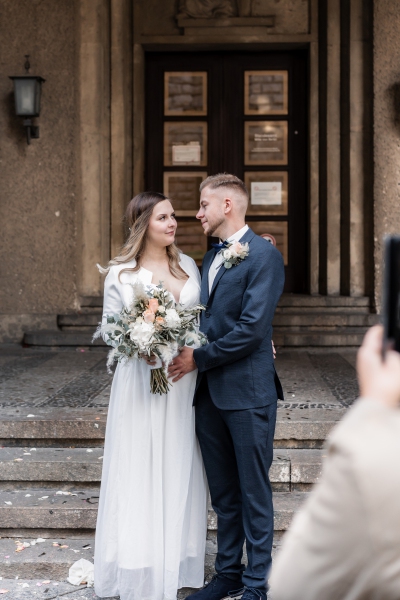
[326,0,341,295]
[349,0,365,296]
[110,0,133,258]
[78,0,111,298]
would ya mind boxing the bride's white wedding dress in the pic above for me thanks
[94,254,208,600]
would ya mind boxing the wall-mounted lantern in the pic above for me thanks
[9,56,45,145]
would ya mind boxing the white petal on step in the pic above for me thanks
[86,449,93,453]
[23,453,31,455]
[27,414,35,418]
[36,538,46,543]
[4,501,12,505]
[38,496,49,500]
[25,494,32,497]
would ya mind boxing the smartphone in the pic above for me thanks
[383,236,400,353]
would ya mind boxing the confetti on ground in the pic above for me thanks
[27,415,35,418]
[4,502,12,506]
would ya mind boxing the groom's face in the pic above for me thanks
[196,186,226,238]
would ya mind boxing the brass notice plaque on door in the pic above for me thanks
[244,121,288,165]
[164,72,207,116]
[244,71,288,115]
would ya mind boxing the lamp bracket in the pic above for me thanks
[23,118,39,145]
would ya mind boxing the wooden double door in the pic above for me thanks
[146,50,308,293]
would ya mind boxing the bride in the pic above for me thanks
[94,192,208,600]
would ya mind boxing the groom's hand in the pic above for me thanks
[168,347,196,382]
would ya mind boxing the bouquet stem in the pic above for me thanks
[150,367,171,395]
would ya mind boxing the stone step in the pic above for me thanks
[0,537,95,580]
[0,448,104,483]
[273,312,379,328]
[0,410,107,445]
[0,408,345,448]
[277,295,370,308]
[58,312,377,330]
[275,305,371,314]
[58,313,101,329]
[78,294,372,310]
[23,330,106,347]
[79,296,103,308]
[273,327,367,347]
[0,447,324,486]
[0,488,309,534]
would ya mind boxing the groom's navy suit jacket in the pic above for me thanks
[193,227,285,410]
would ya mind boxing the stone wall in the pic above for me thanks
[135,0,310,37]
[373,0,400,309]
[0,0,79,342]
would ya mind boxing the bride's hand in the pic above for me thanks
[141,354,158,366]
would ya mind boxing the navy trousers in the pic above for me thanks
[195,376,277,593]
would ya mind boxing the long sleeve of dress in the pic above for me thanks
[101,268,124,342]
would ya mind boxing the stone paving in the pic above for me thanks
[0,346,358,410]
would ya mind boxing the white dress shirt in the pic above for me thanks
[208,224,249,294]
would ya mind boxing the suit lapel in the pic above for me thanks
[209,227,256,299]
[200,250,214,305]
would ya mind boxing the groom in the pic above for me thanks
[168,173,285,600]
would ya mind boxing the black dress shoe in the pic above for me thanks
[240,587,266,600]
[186,574,243,600]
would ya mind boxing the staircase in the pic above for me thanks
[0,405,346,580]
[23,294,379,349]
[273,294,379,346]
[24,297,105,349]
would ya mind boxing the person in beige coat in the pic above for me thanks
[270,325,400,600]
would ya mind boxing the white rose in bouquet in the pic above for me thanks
[223,249,231,259]
[129,321,155,352]
[165,308,181,328]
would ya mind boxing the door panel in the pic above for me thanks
[145,50,308,293]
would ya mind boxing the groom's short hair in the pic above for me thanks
[200,173,249,203]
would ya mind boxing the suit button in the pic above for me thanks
[205,312,210,317]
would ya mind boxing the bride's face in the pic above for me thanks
[147,199,177,248]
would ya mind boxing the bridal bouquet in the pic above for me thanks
[94,281,207,395]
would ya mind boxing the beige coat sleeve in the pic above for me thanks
[270,398,400,600]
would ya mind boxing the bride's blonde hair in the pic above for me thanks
[98,191,186,280]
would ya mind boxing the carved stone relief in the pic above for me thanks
[177,0,238,19]
[176,0,264,19]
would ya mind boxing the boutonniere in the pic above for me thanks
[222,241,249,269]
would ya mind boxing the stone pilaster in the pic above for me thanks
[78,0,111,297]
[326,0,341,295]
